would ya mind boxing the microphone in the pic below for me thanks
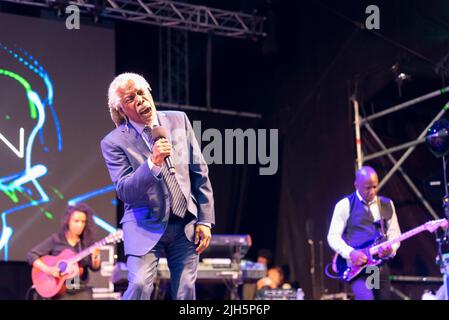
[151,125,176,175]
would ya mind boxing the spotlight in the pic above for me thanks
[391,63,412,97]
[426,118,449,158]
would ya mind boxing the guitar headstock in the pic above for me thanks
[424,219,448,233]
[104,229,124,244]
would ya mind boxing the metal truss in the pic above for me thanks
[158,27,189,105]
[352,86,449,220]
[0,0,266,40]
[156,101,262,118]
[0,0,265,118]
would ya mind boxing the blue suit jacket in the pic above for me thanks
[101,111,215,256]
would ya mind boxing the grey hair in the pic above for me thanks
[107,72,151,127]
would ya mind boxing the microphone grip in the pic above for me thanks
[154,136,176,175]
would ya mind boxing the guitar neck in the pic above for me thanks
[369,224,426,255]
[66,238,109,265]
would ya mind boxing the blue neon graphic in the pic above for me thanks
[0,69,50,260]
[0,44,117,260]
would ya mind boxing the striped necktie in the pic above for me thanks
[363,199,386,238]
[144,126,187,218]
[362,199,374,217]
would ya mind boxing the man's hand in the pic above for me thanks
[377,245,393,258]
[195,224,211,254]
[350,249,368,266]
[151,138,172,167]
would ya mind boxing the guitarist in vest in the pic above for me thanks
[327,166,402,300]
[27,203,101,299]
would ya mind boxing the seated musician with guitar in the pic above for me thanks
[327,166,401,300]
[27,203,101,299]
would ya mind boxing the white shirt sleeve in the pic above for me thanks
[147,158,162,179]
[386,200,401,255]
[197,222,212,228]
[327,198,354,260]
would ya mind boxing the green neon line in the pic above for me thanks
[14,190,53,220]
[2,189,19,203]
[441,87,448,94]
[444,103,449,111]
[50,186,64,200]
[43,210,54,220]
[1,188,53,219]
[0,69,37,119]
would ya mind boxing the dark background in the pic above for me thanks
[2,0,449,299]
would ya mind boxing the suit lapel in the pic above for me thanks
[157,112,172,142]
[120,123,151,161]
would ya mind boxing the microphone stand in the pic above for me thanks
[308,239,317,299]
[443,155,449,223]
[436,155,449,299]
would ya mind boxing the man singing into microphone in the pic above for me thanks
[100,72,215,300]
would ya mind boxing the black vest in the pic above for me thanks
[343,192,393,249]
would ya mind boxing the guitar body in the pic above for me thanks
[333,250,383,282]
[32,248,81,298]
[332,237,385,282]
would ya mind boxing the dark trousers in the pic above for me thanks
[350,264,391,300]
[122,215,199,300]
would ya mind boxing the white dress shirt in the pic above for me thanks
[327,191,401,259]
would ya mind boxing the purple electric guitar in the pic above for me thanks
[332,219,448,282]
